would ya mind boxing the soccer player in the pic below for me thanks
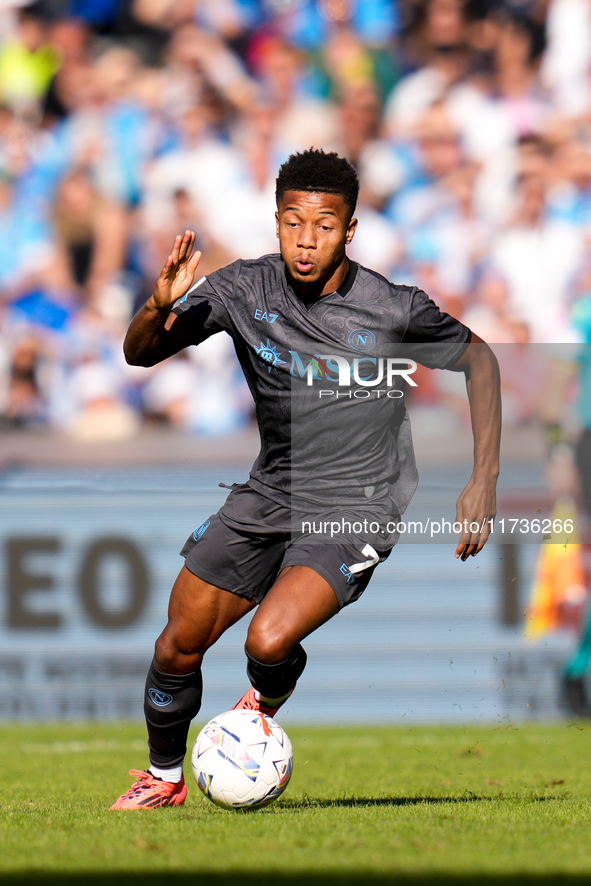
[111,149,501,809]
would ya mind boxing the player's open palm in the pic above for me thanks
[153,231,202,310]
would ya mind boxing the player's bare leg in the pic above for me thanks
[111,566,255,809]
[156,565,256,674]
[248,565,339,660]
[233,565,339,717]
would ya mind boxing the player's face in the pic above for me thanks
[276,191,357,295]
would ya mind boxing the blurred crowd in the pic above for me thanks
[1,0,591,438]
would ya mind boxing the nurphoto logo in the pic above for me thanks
[291,352,418,399]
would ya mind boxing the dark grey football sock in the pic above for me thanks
[245,643,307,699]
[144,658,203,769]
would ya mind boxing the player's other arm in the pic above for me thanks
[124,231,202,367]
[450,331,501,561]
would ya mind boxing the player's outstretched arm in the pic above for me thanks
[450,332,501,561]
[124,230,202,367]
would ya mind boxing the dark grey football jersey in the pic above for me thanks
[172,254,471,521]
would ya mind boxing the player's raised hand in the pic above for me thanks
[152,231,202,310]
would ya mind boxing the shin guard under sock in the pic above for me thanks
[245,643,307,700]
[144,659,203,769]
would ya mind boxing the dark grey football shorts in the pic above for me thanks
[180,483,395,609]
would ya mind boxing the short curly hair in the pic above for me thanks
[275,148,359,218]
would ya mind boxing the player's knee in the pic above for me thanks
[154,632,204,674]
[245,623,292,664]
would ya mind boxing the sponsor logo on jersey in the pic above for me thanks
[347,328,376,352]
[254,308,278,324]
[256,340,286,372]
[148,688,174,706]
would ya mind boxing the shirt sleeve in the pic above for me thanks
[402,287,472,369]
[171,261,238,345]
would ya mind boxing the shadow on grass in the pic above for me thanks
[278,795,501,809]
[1,873,590,886]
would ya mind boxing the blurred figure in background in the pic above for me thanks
[489,168,584,342]
[0,6,59,118]
[0,336,46,427]
[51,168,128,299]
[558,298,591,716]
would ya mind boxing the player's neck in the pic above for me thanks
[288,257,350,301]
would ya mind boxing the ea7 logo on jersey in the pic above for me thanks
[340,563,355,585]
[254,308,278,324]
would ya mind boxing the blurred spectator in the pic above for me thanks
[65,358,139,440]
[383,0,472,137]
[542,0,591,117]
[337,83,382,165]
[0,7,59,118]
[0,163,54,296]
[548,138,591,236]
[0,336,46,427]
[143,337,252,436]
[250,34,339,152]
[489,8,549,142]
[51,169,129,297]
[489,170,585,341]
[462,272,529,344]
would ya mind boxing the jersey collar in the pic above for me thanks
[336,258,358,298]
[284,258,359,307]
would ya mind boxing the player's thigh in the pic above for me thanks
[245,536,394,662]
[158,565,255,665]
[246,564,340,662]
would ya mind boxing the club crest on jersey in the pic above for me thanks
[256,340,286,373]
[348,328,376,352]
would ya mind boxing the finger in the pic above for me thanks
[473,517,495,556]
[475,517,491,546]
[455,531,480,559]
[158,253,174,280]
[455,540,472,559]
[455,522,491,560]
[187,249,202,273]
[456,539,477,561]
[169,234,183,263]
[178,230,195,263]
[454,524,476,557]
[464,542,479,560]
[472,539,487,556]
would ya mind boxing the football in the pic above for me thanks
[191,709,293,810]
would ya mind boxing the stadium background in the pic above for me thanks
[0,0,587,724]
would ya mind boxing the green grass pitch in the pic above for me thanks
[2,722,591,885]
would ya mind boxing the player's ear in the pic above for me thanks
[275,210,280,239]
[345,216,358,245]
